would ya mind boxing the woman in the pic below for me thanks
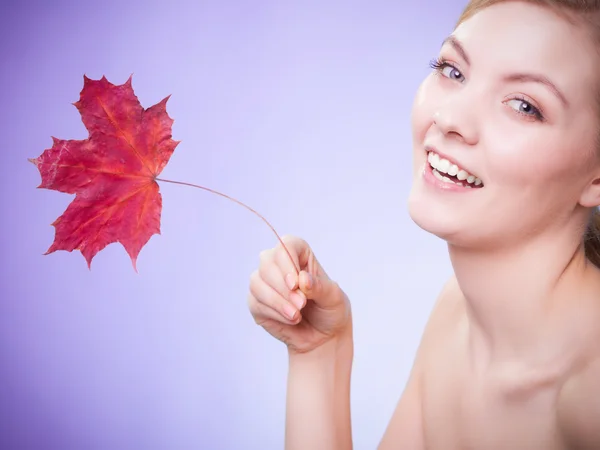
[247,0,600,448]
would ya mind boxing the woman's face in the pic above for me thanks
[408,1,600,249]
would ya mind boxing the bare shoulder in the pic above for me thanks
[378,277,464,449]
[557,354,600,449]
[556,277,600,450]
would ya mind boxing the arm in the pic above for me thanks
[557,356,600,449]
[285,324,354,450]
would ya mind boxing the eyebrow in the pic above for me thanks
[442,36,470,66]
[440,35,569,108]
[503,73,569,108]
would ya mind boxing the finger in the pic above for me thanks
[274,235,305,283]
[274,235,315,296]
[248,293,302,328]
[258,248,307,310]
[258,248,290,297]
[277,235,309,273]
[297,270,343,308]
[277,235,332,288]
[259,260,306,311]
[249,270,302,323]
[258,253,306,309]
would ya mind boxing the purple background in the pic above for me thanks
[2,0,465,448]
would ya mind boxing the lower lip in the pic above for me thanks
[422,162,481,192]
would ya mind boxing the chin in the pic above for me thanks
[407,189,457,240]
[406,182,485,248]
[407,195,503,251]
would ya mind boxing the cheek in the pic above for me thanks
[484,130,590,193]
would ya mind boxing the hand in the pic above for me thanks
[248,235,351,354]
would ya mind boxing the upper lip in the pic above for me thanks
[424,145,480,178]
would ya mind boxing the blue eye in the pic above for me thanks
[505,98,544,120]
[429,58,464,82]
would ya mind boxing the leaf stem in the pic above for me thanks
[155,177,300,274]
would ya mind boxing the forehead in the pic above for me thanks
[450,2,598,103]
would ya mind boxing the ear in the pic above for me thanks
[579,175,600,208]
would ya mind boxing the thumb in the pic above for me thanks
[297,270,340,307]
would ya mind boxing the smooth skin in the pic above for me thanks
[247,2,600,449]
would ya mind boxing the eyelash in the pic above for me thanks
[428,57,546,122]
[429,57,451,73]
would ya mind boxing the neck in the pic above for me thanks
[448,226,592,369]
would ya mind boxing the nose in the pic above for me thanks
[432,94,479,145]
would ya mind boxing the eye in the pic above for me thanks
[443,65,464,82]
[505,97,545,121]
[429,58,465,82]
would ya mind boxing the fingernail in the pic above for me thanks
[289,292,304,310]
[305,272,313,290]
[285,273,295,290]
[283,303,297,320]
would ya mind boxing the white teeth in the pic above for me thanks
[427,151,483,187]
[432,168,456,184]
[428,152,438,165]
[438,159,450,173]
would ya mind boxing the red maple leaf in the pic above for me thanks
[29,75,179,271]
[31,75,298,274]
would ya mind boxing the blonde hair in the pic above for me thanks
[455,0,600,267]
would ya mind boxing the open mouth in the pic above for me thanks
[427,151,484,188]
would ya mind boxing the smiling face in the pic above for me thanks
[407,1,600,250]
